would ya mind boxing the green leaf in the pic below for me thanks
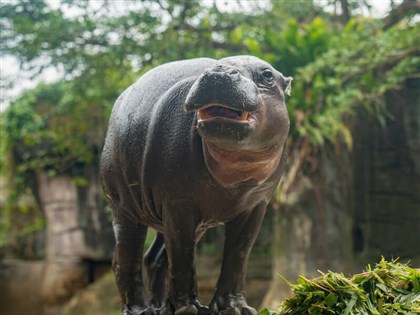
[325,292,337,307]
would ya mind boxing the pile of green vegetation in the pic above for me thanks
[261,258,420,315]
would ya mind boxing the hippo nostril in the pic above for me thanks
[213,65,224,73]
[210,66,239,76]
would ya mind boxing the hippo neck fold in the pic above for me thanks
[202,140,283,188]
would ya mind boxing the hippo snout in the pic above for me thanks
[184,66,259,113]
[197,69,240,90]
[203,65,241,81]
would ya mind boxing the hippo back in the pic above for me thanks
[100,58,215,221]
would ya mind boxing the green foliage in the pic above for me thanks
[247,13,419,149]
[0,0,263,192]
[263,17,334,75]
[1,0,137,75]
[270,0,325,24]
[3,1,418,175]
[1,0,419,245]
[0,0,258,77]
[261,258,420,314]
[243,14,350,147]
[0,71,133,243]
[290,19,420,148]
[3,82,98,175]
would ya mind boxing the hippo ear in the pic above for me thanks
[282,75,293,96]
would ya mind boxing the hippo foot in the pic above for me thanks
[160,299,210,315]
[209,293,257,315]
[123,305,157,315]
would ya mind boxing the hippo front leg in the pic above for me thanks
[210,203,267,315]
[160,200,209,315]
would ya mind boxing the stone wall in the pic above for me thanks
[263,78,420,306]
[353,78,420,266]
[0,165,114,315]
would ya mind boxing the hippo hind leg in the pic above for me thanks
[113,220,155,315]
[144,232,168,309]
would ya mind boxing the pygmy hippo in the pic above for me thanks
[100,56,292,315]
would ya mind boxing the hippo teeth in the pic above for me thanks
[198,105,250,122]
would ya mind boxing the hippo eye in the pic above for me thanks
[262,69,274,81]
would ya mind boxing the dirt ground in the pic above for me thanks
[196,255,272,307]
[0,254,273,315]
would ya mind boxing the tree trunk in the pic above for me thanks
[340,0,350,23]
[36,165,114,313]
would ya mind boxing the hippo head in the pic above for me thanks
[185,56,292,187]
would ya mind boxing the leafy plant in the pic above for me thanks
[260,258,420,315]
[290,19,420,148]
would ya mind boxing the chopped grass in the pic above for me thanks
[260,258,420,315]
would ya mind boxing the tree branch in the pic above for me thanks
[340,0,351,23]
[383,0,420,29]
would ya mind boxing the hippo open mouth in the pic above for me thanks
[197,104,250,122]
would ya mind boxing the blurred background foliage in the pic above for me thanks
[2,0,418,216]
[1,0,418,206]
[0,0,419,313]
